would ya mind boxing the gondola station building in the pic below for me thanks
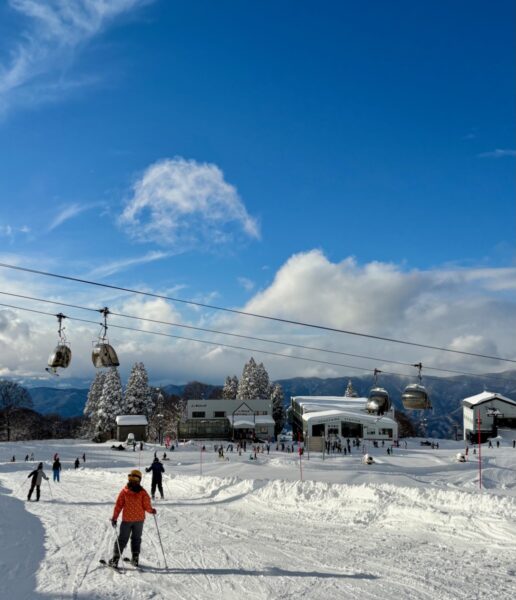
[178,398,275,440]
[290,395,398,451]
[462,391,516,443]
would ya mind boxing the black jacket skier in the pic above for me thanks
[27,463,48,501]
[145,457,165,500]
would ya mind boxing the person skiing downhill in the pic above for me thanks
[27,463,48,501]
[109,470,156,567]
[145,457,165,500]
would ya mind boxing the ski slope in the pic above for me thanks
[1,438,515,599]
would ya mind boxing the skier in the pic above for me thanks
[109,470,156,567]
[74,458,80,469]
[30,452,34,461]
[52,457,62,482]
[145,457,165,500]
[82,453,86,463]
[25,454,29,461]
[27,463,48,501]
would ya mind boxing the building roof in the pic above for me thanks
[462,391,516,409]
[293,395,368,413]
[302,408,396,427]
[116,415,149,426]
[231,415,275,428]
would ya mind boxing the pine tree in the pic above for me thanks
[237,358,270,399]
[344,379,358,397]
[256,362,270,398]
[270,383,286,435]
[83,371,106,436]
[222,375,239,399]
[96,367,124,436]
[125,362,153,416]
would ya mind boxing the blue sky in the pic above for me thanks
[0,0,514,385]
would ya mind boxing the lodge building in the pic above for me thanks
[178,398,275,440]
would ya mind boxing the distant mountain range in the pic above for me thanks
[23,370,516,439]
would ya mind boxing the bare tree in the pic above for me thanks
[0,380,33,441]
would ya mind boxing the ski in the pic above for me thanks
[99,559,122,572]
[123,557,144,569]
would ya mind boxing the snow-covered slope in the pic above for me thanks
[1,438,515,599]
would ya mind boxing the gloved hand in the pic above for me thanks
[151,508,157,514]
[111,519,117,528]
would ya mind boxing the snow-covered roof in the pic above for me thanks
[302,409,396,427]
[116,415,148,426]
[462,391,516,408]
[231,415,275,428]
[293,396,368,413]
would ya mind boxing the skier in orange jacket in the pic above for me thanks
[109,469,156,567]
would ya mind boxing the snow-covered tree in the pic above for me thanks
[237,358,270,399]
[344,379,358,397]
[222,375,239,399]
[270,383,286,435]
[255,362,270,398]
[83,371,106,437]
[124,362,153,416]
[96,367,124,437]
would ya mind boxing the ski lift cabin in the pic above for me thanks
[367,387,390,415]
[46,313,72,375]
[401,383,431,410]
[402,363,431,410]
[92,307,120,368]
[92,343,119,368]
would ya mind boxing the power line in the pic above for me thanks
[0,261,514,364]
[0,289,512,383]
[1,300,515,386]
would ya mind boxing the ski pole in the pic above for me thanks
[153,513,168,570]
[112,523,125,570]
[46,478,54,500]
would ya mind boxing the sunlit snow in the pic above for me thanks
[1,437,515,599]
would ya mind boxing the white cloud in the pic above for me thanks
[0,0,151,114]
[238,277,255,292]
[87,250,169,278]
[119,157,260,250]
[0,223,31,240]
[477,149,516,158]
[0,250,514,386]
[47,202,96,231]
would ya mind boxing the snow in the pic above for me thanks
[1,437,516,599]
[116,415,148,426]
[462,391,515,407]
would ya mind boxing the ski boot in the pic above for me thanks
[108,557,119,568]
[130,554,139,567]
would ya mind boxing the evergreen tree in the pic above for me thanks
[344,379,358,397]
[96,367,124,436]
[256,362,270,398]
[237,358,270,399]
[222,375,239,399]
[270,383,286,435]
[84,371,106,435]
[125,362,153,416]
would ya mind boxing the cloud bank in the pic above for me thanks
[0,250,514,385]
[119,157,260,250]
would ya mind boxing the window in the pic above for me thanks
[214,411,226,418]
[192,411,205,418]
[381,428,393,438]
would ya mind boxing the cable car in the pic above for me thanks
[366,369,390,415]
[401,363,431,410]
[46,313,72,375]
[92,307,120,368]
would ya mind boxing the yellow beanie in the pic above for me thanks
[128,469,142,480]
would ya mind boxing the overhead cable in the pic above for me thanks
[0,262,514,364]
[0,289,512,383]
[1,301,515,386]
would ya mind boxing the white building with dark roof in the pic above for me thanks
[462,391,516,443]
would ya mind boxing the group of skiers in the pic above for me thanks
[23,450,165,569]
